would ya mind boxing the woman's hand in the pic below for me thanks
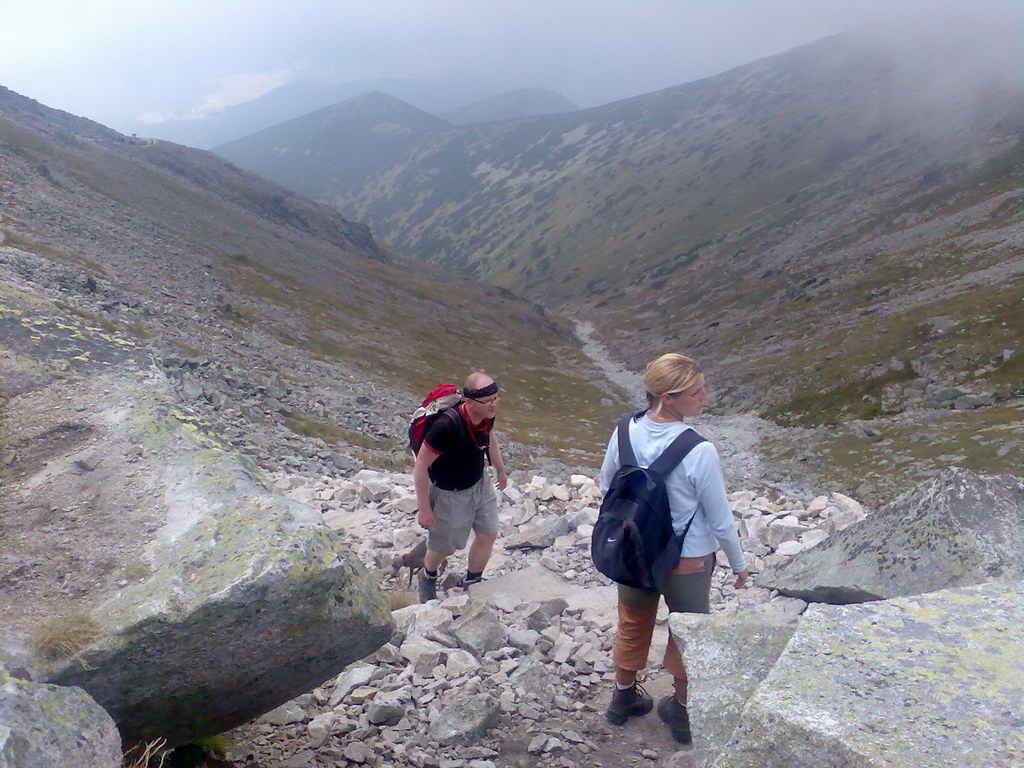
[495,470,508,491]
[733,569,749,589]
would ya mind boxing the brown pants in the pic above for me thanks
[612,554,716,681]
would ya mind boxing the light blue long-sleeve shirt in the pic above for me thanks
[599,414,746,573]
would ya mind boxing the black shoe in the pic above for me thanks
[458,573,484,589]
[417,571,438,603]
[657,695,692,744]
[606,682,653,725]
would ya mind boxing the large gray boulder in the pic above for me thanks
[0,673,121,768]
[713,579,1024,768]
[667,614,796,766]
[757,468,1024,603]
[11,376,393,746]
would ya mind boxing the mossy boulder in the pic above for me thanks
[28,377,394,746]
[713,579,1024,768]
[667,613,796,766]
[0,673,121,768]
[756,467,1024,603]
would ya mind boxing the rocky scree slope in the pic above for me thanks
[213,26,1024,500]
[217,465,1022,768]
[0,83,629,474]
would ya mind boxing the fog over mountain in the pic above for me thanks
[117,78,516,150]
[2,5,1024,763]
[8,0,1015,144]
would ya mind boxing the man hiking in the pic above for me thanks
[413,372,508,602]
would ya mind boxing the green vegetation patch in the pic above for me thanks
[282,410,400,452]
[759,403,1024,505]
[766,365,917,427]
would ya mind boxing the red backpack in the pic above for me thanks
[408,384,463,454]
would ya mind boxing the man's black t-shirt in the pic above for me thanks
[424,408,493,491]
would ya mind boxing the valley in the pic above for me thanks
[211,27,1024,503]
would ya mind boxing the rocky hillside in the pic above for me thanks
[220,465,1022,767]
[0,83,629,477]
[2,70,1021,768]
[222,27,1023,404]
[211,25,1024,499]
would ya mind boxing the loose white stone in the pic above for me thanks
[800,529,829,549]
[307,712,336,746]
[807,495,829,514]
[776,540,806,556]
[831,492,864,517]
[445,649,480,676]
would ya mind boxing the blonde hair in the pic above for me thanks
[643,354,702,410]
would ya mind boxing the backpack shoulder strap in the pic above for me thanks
[648,428,706,478]
[444,406,464,436]
[616,414,637,467]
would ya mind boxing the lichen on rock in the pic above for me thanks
[714,579,1024,767]
[31,376,394,746]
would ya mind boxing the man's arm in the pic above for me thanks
[413,445,440,529]
[488,431,508,490]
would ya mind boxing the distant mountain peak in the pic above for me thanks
[324,91,451,124]
[213,89,450,191]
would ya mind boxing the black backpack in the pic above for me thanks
[591,414,706,590]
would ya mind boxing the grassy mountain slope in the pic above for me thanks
[0,85,627,467]
[214,28,1023,417]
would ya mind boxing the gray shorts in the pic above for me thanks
[427,475,499,553]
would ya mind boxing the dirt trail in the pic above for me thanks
[574,320,644,406]
[572,319,794,494]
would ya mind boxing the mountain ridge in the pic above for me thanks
[124,78,559,149]
[214,91,452,203]
[440,88,578,124]
[210,29,1023,398]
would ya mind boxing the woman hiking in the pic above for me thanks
[599,353,748,744]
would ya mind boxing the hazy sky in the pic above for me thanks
[1,0,1018,133]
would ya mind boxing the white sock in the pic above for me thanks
[615,681,634,691]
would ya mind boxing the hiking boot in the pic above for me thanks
[417,570,438,603]
[605,682,653,725]
[657,695,692,743]
[458,573,484,589]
